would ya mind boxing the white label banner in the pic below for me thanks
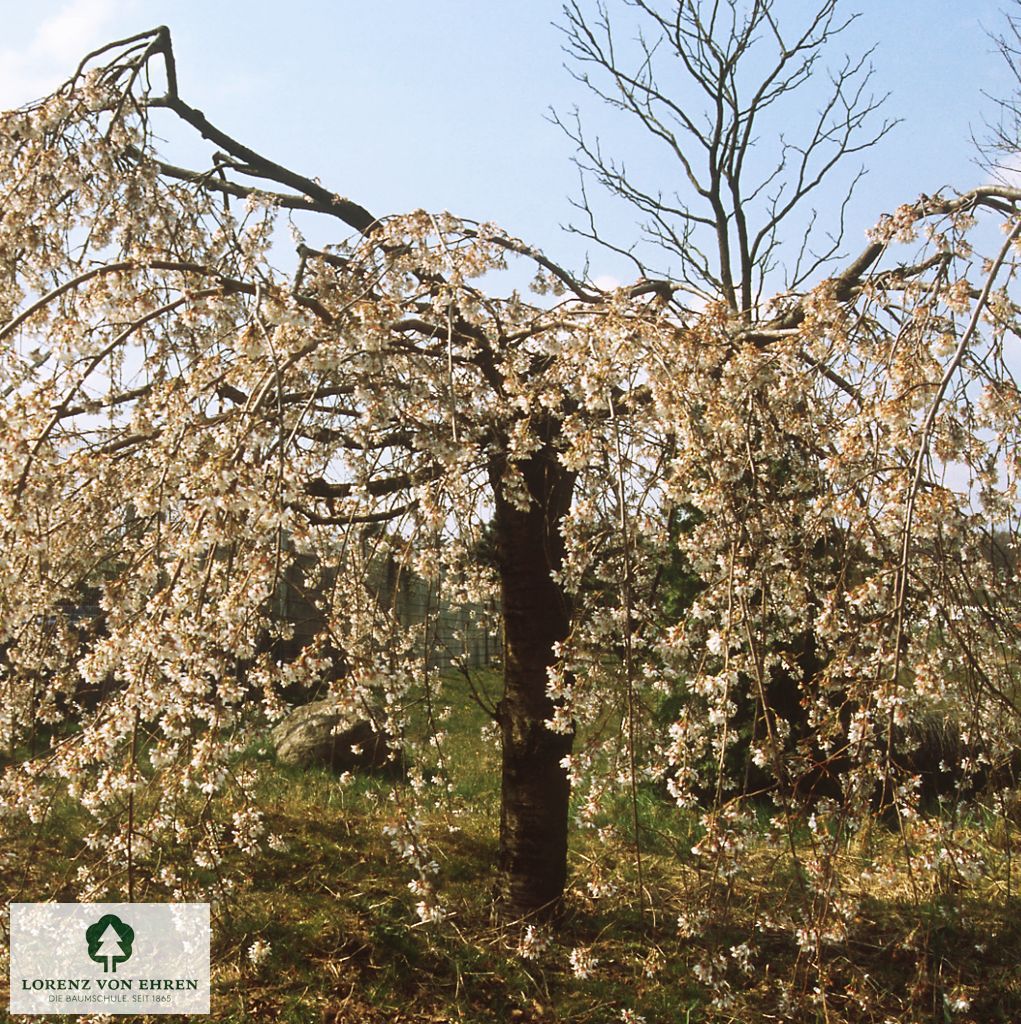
[9,903,210,1015]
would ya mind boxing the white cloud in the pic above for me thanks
[38,0,122,62]
[988,150,1021,189]
[593,274,622,291]
[0,0,131,109]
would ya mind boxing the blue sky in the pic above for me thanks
[0,0,1015,286]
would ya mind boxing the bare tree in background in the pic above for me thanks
[979,0,1021,181]
[557,0,896,318]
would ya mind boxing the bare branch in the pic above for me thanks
[557,0,897,318]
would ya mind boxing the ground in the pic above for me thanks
[0,673,1019,1023]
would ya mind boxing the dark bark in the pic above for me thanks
[490,422,576,918]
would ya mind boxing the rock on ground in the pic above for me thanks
[270,698,403,775]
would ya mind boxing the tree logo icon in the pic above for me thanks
[85,914,135,973]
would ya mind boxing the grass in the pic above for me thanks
[0,671,1019,1022]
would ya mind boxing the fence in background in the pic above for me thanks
[275,554,501,672]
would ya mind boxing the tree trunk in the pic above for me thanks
[490,430,576,918]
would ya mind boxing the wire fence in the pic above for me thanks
[275,556,501,672]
